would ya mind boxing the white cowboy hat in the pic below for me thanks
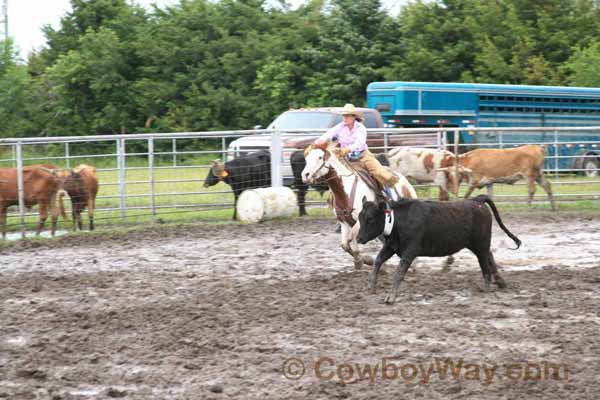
[339,103,363,121]
[340,103,358,116]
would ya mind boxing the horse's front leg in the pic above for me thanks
[340,223,363,270]
[350,222,374,266]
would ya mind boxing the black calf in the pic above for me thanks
[357,195,521,304]
[290,150,328,216]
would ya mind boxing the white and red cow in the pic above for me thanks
[439,144,556,210]
[387,147,457,201]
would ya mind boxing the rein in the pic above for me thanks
[308,145,366,227]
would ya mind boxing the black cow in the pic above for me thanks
[204,150,271,220]
[290,150,328,216]
[357,195,521,304]
[290,150,390,216]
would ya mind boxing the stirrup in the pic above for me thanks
[384,186,394,201]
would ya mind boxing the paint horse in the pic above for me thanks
[301,142,417,269]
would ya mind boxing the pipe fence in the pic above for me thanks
[0,126,598,238]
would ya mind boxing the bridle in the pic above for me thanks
[308,148,354,183]
[306,148,360,226]
[310,158,330,181]
[308,150,333,182]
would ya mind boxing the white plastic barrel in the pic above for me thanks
[236,187,297,223]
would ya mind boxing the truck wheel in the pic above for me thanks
[583,157,599,178]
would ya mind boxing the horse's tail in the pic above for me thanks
[473,195,521,250]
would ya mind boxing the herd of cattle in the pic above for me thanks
[0,143,553,238]
[205,143,556,220]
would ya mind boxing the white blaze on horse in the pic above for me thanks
[301,141,417,269]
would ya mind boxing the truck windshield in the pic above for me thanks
[267,112,342,130]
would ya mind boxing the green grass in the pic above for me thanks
[412,174,600,202]
[2,150,599,237]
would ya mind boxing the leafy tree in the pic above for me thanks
[0,39,35,137]
[42,0,147,65]
[563,41,600,87]
[1,0,599,141]
[304,0,399,106]
[45,27,137,135]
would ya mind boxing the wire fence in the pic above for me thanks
[0,126,599,238]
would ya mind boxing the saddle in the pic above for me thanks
[348,161,400,201]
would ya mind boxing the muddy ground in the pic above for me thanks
[1,213,599,399]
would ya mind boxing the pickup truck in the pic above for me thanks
[226,107,437,186]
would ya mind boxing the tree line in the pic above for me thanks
[1,0,599,139]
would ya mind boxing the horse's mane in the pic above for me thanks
[313,142,329,151]
[305,141,338,157]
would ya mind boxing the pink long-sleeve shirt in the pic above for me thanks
[316,121,367,152]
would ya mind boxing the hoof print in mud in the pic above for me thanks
[1,216,598,399]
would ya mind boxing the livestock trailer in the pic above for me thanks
[367,81,600,175]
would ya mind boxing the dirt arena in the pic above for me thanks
[1,212,599,399]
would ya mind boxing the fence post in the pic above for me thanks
[221,136,228,204]
[270,130,283,187]
[453,129,460,198]
[499,130,503,148]
[16,142,26,239]
[172,138,177,168]
[171,138,177,197]
[65,142,71,169]
[442,130,448,151]
[148,138,156,223]
[383,130,389,153]
[554,130,559,179]
[117,138,126,219]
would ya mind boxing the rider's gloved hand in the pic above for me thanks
[346,150,362,162]
[338,147,351,157]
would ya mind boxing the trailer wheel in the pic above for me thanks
[583,157,599,178]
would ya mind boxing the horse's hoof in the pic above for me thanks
[362,255,374,266]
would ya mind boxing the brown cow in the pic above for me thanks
[0,165,62,238]
[55,164,99,231]
[439,145,556,210]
